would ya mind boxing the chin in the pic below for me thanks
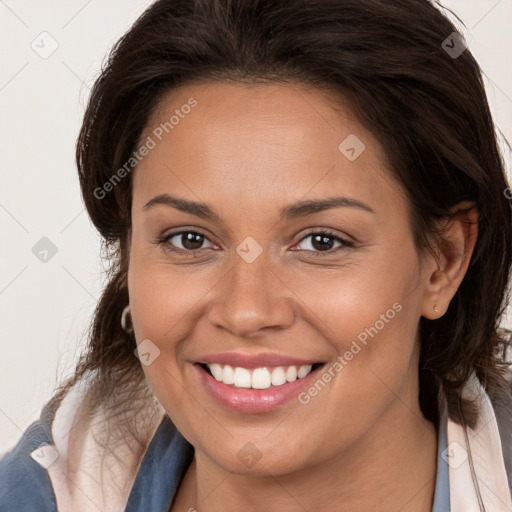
[202,439,310,477]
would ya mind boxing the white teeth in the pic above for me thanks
[285,366,297,382]
[223,365,234,385]
[233,367,252,388]
[209,363,223,381]
[251,368,272,389]
[205,363,315,389]
[298,364,312,378]
[271,367,287,386]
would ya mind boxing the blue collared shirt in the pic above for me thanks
[0,400,450,511]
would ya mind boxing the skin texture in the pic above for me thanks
[126,82,478,512]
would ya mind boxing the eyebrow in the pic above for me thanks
[142,193,375,220]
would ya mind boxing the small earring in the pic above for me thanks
[121,304,134,333]
[433,304,439,313]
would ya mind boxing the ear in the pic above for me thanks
[421,201,478,319]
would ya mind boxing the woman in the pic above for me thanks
[1,0,511,510]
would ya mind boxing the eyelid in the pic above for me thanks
[298,227,353,243]
[294,228,354,252]
[156,226,354,256]
[159,229,217,252]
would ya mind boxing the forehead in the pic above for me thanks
[132,81,405,218]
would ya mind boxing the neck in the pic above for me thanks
[172,407,438,512]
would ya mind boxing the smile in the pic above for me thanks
[203,363,320,389]
[193,353,327,413]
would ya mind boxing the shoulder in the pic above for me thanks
[125,413,194,510]
[1,372,194,511]
[0,400,59,512]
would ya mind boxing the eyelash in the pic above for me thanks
[154,229,354,257]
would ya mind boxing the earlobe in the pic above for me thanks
[421,201,478,319]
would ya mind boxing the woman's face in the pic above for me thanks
[128,82,435,475]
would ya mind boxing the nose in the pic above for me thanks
[206,251,296,338]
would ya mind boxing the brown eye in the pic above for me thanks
[295,230,353,253]
[159,230,216,254]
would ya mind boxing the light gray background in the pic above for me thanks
[1,0,511,454]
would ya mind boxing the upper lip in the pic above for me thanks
[196,352,322,369]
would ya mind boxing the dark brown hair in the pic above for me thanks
[47,0,512,445]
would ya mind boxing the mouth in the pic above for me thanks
[194,359,327,413]
[198,362,325,390]
[192,351,329,413]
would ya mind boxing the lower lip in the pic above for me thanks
[194,363,325,414]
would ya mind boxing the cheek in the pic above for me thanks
[126,253,218,411]
[127,247,208,340]
[287,239,421,346]
[300,240,423,407]
[127,259,196,427]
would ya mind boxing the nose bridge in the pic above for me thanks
[208,243,295,335]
